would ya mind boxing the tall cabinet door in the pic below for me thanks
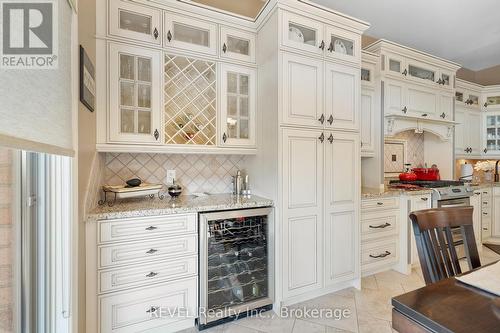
[281,53,324,128]
[324,62,360,131]
[468,111,481,155]
[361,88,376,156]
[109,43,161,144]
[324,131,360,285]
[454,107,467,154]
[282,128,324,298]
[220,64,256,147]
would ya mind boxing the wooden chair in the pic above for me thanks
[409,206,481,285]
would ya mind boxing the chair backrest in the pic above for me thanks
[409,206,481,285]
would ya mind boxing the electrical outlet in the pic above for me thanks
[166,170,176,184]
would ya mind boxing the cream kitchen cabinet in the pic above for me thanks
[220,26,256,63]
[109,0,162,45]
[108,43,162,144]
[455,88,480,109]
[455,107,481,156]
[481,187,492,240]
[282,128,324,298]
[361,88,376,156]
[470,190,482,245]
[220,64,256,147]
[492,188,500,238]
[406,84,439,118]
[164,12,218,56]
[281,53,324,128]
[324,131,360,285]
[282,128,360,297]
[384,79,406,116]
[483,90,500,110]
[281,11,360,64]
[324,62,360,131]
[409,194,432,265]
[483,111,500,155]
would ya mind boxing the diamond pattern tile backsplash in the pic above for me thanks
[384,130,425,174]
[104,153,247,194]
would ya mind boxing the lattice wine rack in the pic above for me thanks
[164,54,217,145]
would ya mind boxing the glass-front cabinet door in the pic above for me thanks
[164,12,217,55]
[484,95,500,109]
[220,64,256,147]
[438,70,453,88]
[281,11,324,55]
[109,0,161,45]
[109,43,161,143]
[163,54,217,145]
[384,53,407,77]
[484,112,500,153]
[406,61,437,84]
[325,27,360,63]
[220,27,256,63]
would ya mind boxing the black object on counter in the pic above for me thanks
[126,178,142,187]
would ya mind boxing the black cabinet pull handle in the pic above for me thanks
[402,106,407,114]
[484,148,488,153]
[167,30,172,42]
[153,28,159,39]
[484,102,488,108]
[319,40,325,50]
[421,113,428,117]
[437,78,442,84]
[421,197,428,201]
[327,115,333,125]
[318,133,324,143]
[440,112,446,119]
[370,251,391,258]
[154,129,159,140]
[474,192,480,195]
[222,133,227,143]
[222,43,227,53]
[145,226,158,231]
[369,223,391,229]
[318,114,325,124]
[402,69,407,76]
[483,212,488,215]
[327,134,333,144]
[146,249,158,254]
[327,42,333,52]
[376,202,384,206]
[146,272,159,278]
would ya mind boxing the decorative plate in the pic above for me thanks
[288,26,304,43]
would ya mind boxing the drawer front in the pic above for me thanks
[100,277,197,333]
[481,188,492,199]
[481,209,492,218]
[361,197,399,211]
[99,256,198,294]
[98,214,197,244]
[361,210,399,241]
[99,234,197,269]
[361,239,398,267]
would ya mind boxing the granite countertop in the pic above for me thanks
[361,187,434,199]
[470,182,500,189]
[88,193,274,221]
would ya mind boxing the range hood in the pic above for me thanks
[385,114,457,141]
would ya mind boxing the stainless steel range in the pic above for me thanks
[391,180,473,259]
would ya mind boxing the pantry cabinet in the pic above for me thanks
[220,64,256,147]
[108,43,162,144]
[281,53,324,128]
[324,62,360,131]
[109,0,162,45]
[455,107,481,156]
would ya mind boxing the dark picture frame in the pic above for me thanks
[80,45,95,112]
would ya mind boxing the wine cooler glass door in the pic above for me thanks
[200,207,273,324]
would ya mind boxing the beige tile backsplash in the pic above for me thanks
[104,153,248,194]
[386,130,425,170]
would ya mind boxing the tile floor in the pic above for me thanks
[181,246,500,333]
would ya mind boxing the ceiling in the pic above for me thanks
[312,0,500,70]
[192,0,266,19]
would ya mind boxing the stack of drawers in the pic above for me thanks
[480,187,492,240]
[360,196,400,275]
[96,214,198,333]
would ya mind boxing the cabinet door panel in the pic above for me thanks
[406,85,437,116]
[454,107,467,154]
[282,128,323,297]
[109,43,161,144]
[361,88,375,155]
[220,27,256,63]
[468,111,481,154]
[493,196,500,237]
[109,0,162,45]
[282,53,323,127]
[439,93,453,120]
[384,80,405,115]
[325,211,356,284]
[470,192,482,245]
[281,11,324,56]
[164,12,217,55]
[325,62,360,131]
[220,64,256,147]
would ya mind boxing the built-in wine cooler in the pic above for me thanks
[199,207,274,327]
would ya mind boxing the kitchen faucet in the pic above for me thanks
[495,161,500,182]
